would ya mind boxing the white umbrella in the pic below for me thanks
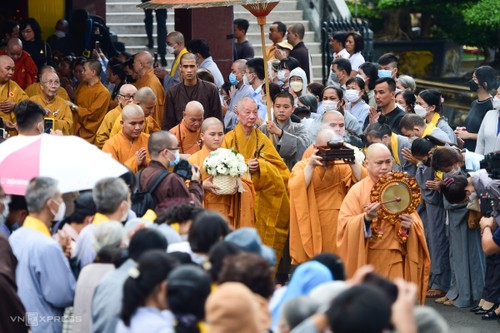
[0,134,129,195]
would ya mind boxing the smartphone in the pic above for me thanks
[0,128,6,139]
[95,41,100,50]
[44,118,54,134]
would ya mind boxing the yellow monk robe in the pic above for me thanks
[222,124,290,263]
[102,131,151,173]
[337,176,430,304]
[0,80,28,136]
[288,160,367,264]
[109,114,159,139]
[25,83,70,101]
[30,95,73,135]
[188,145,256,229]
[95,104,122,149]
[134,69,166,128]
[170,120,202,155]
[73,81,111,144]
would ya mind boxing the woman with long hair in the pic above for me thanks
[20,18,52,71]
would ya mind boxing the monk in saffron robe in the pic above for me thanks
[102,104,150,173]
[222,97,290,263]
[337,143,430,304]
[109,87,160,138]
[30,71,73,135]
[170,101,203,156]
[132,51,166,128]
[24,66,70,101]
[0,39,38,90]
[289,128,365,264]
[0,55,28,136]
[95,84,136,148]
[73,59,110,144]
[189,117,255,229]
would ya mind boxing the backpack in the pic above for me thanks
[131,169,170,217]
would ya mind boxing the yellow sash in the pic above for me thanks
[434,170,443,180]
[429,112,440,127]
[92,212,109,225]
[171,48,188,78]
[422,122,437,138]
[390,134,401,166]
[23,216,51,237]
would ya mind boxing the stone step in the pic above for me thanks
[234,10,303,22]
[106,1,299,12]
[107,22,175,34]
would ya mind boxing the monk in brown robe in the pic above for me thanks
[170,100,203,156]
[109,87,159,138]
[95,84,137,148]
[188,117,255,229]
[73,59,111,144]
[337,143,430,304]
[222,97,290,264]
[102,104,150,173]
[30,71,73,135]
[25,66,70,101]
[289,128,365,264]
[0,55,28,136]
[133,51,166,128]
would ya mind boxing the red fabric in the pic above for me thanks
[0,50,38,90]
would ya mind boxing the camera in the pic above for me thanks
[480,152,500,180]
[173,160,195,180]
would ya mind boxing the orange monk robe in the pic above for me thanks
[0,80,28,136]
[134,69,166,128]
[73,81,111,144]
[95,104,122,148]
[30,95,73,135]
[0,50,37,90]
[188,145,256,229]
[337,177,430,304]
[102,131,151,173]
[222,124,290,263]
[288,160,367,264]
[25,83,70,101]
[170,119,202,155]
[109,114,159,139]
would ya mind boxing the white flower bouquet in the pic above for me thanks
[203,148,248,195]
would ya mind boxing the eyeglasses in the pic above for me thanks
[119,94,135,100]
[43,80,60,86]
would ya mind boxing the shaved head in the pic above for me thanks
[122,104,144,120]
[184,101,204,116]
[135,51,153,65]
[0,55,15,83]
[365,143,391,160]
[148,131,177,156]
[134,86,156,103]
[365,143,393,181]
[84,59,102,78]
[119,84,137,96]
[322,111,344,124]
[183,101,204,132]
[6,38,22,62]
[39,66,57,79]
[201,117,223,133]
[133,51,153,77]
[321,111,345,137]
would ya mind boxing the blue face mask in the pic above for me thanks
[378,69,392,78]
[169,150,181,167]
[229,73,239,86]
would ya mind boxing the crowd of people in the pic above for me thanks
[0,10,500,333]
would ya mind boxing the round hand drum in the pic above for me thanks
[381,182,412,214]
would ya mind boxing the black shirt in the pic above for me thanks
[289,42,310,82]
[379,106,405,135]
[463,98,493,151]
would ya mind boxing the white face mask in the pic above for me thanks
[1,197,10,219]
[469,192,478,202]
[51,199,66,222]
[356,74,365,82]
[493,96,500,110]
[322,100,338,112]
[277,70,287,82]
[121,201,130,222]
[395,103,404,110]
[414,104,427,118]
[166,45,175,54]
[447,166,462,176]
[345,89,361,103]
[290,81,303,93]
[243,74,250,86]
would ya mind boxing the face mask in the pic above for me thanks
[329,72,339,83]
[121,202,130,222]
[493,96,500,110]
[378,69,392,78]
[166,46,175,54]
[469,192,478,202]
[169,150,181,167]
[322,100,338,112]
[228,73,239,86]
[243,74,250,86]
[408,136,419,143]
[414,104,427,118]
[290,81,303,93]
[468,79,479,92]
[447,166,462,176]
[277,70,287,82]
[54,30,66,38]
[345,89,360,103]
[51,199,66,222]
[356,74,365,82]
[1,197,10,219]
[395,103,404,110]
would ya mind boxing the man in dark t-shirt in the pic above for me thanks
[234,18,255,60]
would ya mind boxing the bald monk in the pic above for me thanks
[133,51,166,128]
[109,86,159,138]
[102,104,150,173]
[25,66,70,101]
[30,70,73,134]
[0,55,28,135]
[0,38,38,89]
[189,117,255,229]
[337,143,430,304]
[72,59,111,144]
[95,84,137,148]
[170,101,204,156]
[222,97,290,264]
[289,128,365,264]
